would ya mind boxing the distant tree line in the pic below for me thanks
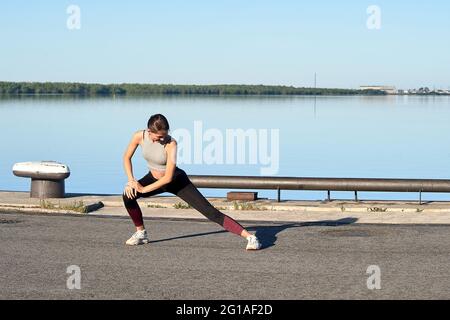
[0,81,386,96]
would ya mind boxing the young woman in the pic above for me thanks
[122,114,261,250]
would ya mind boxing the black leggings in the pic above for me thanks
[122,167,245,236]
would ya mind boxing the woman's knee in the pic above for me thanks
[122,193,138,206]
[172,168,190,186]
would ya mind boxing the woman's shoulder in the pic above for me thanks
[169,135,177,143]
[164,135,177,147]
[135,129,146,137]
[134,129,146,145]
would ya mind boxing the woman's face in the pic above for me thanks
[148,129,168,143]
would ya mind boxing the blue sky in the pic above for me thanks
[1,0,449,89]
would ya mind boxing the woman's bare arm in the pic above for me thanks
[123,130,142,182]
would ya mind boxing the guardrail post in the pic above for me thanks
[327,190,331,202]
[354,191,358,202]
[419,189,422,205]
[277,187,281,202]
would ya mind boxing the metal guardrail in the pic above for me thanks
[188,175,450,204]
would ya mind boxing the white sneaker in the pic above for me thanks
[125,230,149,246]
[246,235,261,250]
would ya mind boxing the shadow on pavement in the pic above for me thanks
[247,217,358,249]
[148,217,358,249]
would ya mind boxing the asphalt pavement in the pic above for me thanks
[0,211,449,299]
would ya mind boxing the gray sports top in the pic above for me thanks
[141,129,173,171]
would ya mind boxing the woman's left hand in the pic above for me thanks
[131,181,145,193]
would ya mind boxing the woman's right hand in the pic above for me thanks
[123,184,137,199]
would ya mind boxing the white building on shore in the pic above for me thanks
[360,85,397,94]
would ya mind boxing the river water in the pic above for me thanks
[1,95,449,201]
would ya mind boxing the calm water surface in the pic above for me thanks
[1,95,449,201]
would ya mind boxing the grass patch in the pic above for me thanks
[173,202,192,209]
[39,199,86,213]
[232,201,267,211]
[367,206,387,212]
[147,204,166,208]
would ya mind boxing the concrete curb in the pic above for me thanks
[100,199,450,213]
[1,200,449,215]
[0,201,104,214]
[1,190,450,224]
